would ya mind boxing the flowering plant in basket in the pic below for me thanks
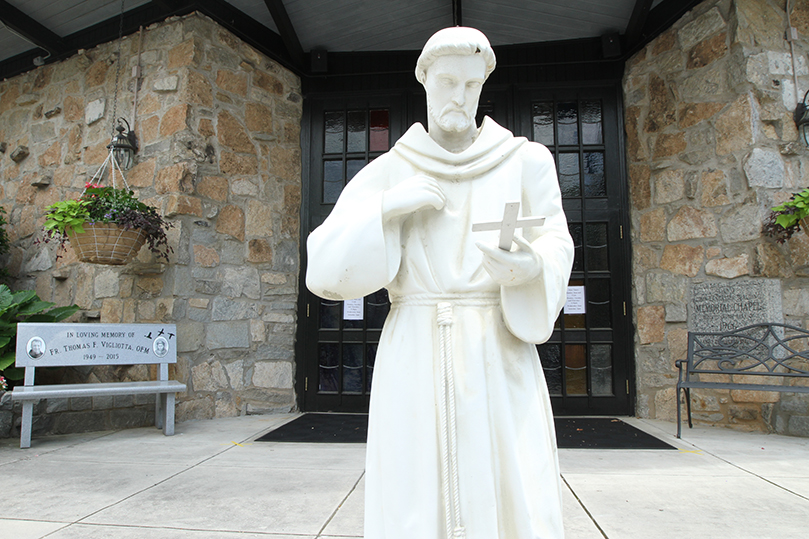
[42,183,173,262]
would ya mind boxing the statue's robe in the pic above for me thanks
[307,117,574,539]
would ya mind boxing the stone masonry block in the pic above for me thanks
[206,321,250,349]
[744,148,785,188]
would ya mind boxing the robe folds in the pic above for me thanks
[306,117,574,539]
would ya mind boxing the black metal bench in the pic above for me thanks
[676,323,809,438]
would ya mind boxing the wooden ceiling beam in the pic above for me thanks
[453,0,463,27]
[625,0,654,47]
[0,0,68,55]
[262,0,305,68]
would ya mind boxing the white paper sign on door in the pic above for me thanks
[343,298,364,320]
[565,286,586,314]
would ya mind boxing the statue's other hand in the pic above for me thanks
[382,175,446,221]
[476,234,543,287]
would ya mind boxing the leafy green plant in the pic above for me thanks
[0,206,10,257]
[40,183,173,261]
[42,199,91,237]
[764,188,809,243]
[0,206,11,282]
[0,285,79,389]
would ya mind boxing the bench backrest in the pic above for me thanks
[16,323,178,385]
[686,323,809,378]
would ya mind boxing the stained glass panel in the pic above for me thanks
[342,343,363,394]
[583,152,606,197]
[370,110,390,152]
[347,110,366,153]
[581,100,603,145]
[590,344,613,396]
[557,102,578,145]
[539,343,562,396]
[319,300,340,329]
[585,222,609,271]
[318,343,339,393]
[323,160,343,203]
[324,111,344,154]
[532,102,554,146]
[558,153,581,198]
[565,344,587,395]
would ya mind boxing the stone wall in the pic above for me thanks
[0,13,302,438]
[626,0,809,436]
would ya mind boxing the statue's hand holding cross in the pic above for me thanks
[473,201,546,286]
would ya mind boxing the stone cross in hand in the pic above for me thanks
[472,201,545,250]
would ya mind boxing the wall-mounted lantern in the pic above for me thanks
[107,118,138,170]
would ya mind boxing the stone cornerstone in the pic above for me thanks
[626,0,809,436]
[0,12,302,437]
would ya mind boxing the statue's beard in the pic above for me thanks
[428,100,475,133]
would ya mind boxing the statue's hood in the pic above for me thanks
[391,116,527,181]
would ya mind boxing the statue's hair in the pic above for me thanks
[415,27,496,85]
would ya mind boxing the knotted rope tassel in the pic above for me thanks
[437,302,466,539]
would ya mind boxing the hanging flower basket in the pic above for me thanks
[39,150,172,264]
[66,222,147,265]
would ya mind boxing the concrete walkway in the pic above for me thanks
[1,415,807,539]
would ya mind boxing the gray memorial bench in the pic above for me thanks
[12,322,186,448]
[676,323,809,438]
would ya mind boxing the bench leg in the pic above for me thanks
[685,388,693,429]
[155,393,163,430]
[20,401,34,449]
[162,393,175,436]
[676,387,682,439]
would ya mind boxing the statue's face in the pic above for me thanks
[424,54,486,134]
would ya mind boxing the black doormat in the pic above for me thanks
[556,417,675,449]
[256,413,368,443]
[256,414,675,449]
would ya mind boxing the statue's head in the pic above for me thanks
[416,28,496,136]
[415,27,496,85]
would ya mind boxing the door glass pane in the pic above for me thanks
[342,343,363,394]
[366,289,390,329]
[347,159,366,182]
[581,100,603,145]
[585,222,609,271]
[344,307,363,329]
[590,344,613,396]
[532,102,554,146]
[583,151,606,197]
[323,160,343,203]
[539,343,562,396]
[558,153,581,198]
[565,344,587,395]
[557,102,578,145]
[370,110,390,152]
[587,278,611,328]
[569,223,583,272]
[367,343,378,392]
[319,300,340,329]
[347,110,366,153]
[324,111,344,153]
[318,343,339,393]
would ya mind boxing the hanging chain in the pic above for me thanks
[106,0,127,189]
[109,0,126,139]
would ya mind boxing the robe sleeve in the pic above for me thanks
[306,155,403,301]
[501,143,575,344]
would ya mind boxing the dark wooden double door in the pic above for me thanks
[299,85,633,416]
